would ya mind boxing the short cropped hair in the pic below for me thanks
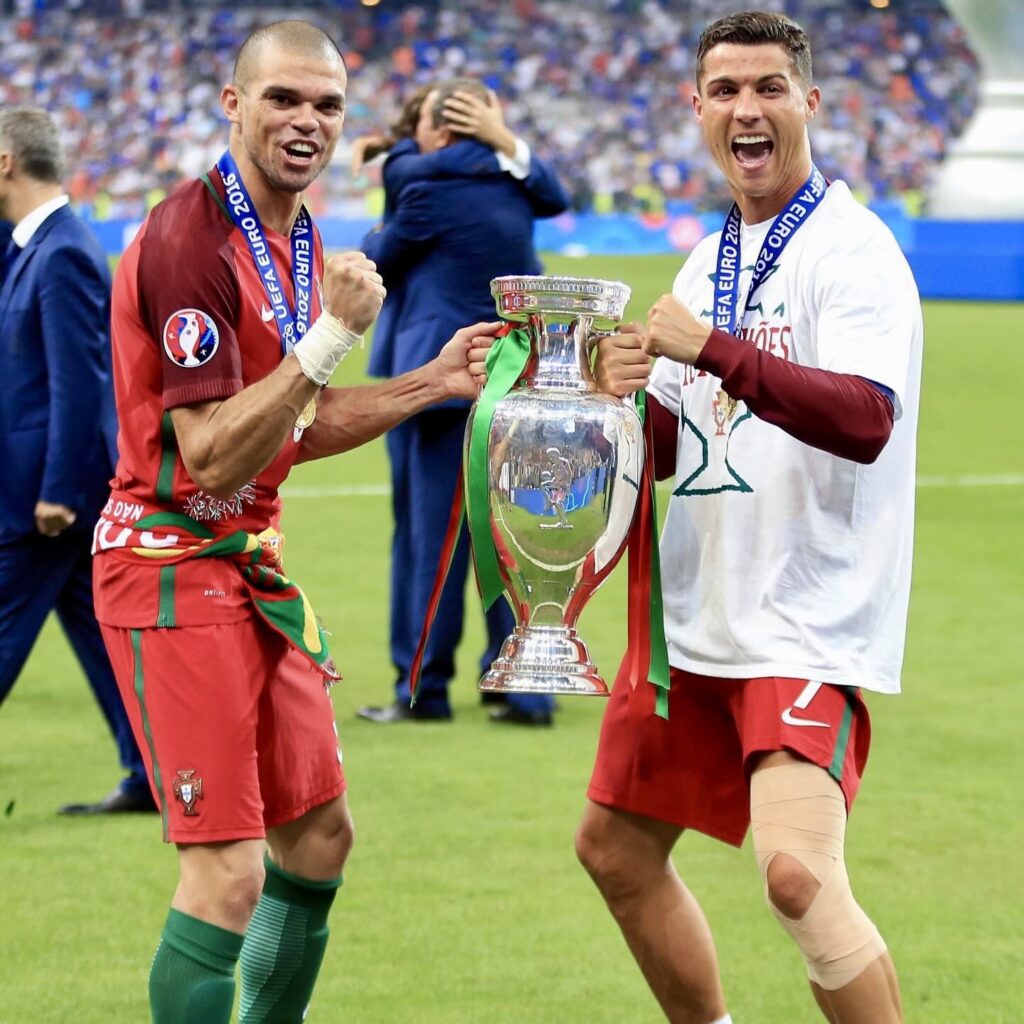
[696,11,813,90]
[233,20,345,90]
[430,77,491,131]
[0,107,65,184]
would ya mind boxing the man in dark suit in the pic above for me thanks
[0,107,152,812]
[0,219,13,284]
[358,79,570,725]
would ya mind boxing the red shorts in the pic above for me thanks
[587,663,871,847]
[102,618,346,844]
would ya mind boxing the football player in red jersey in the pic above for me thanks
[94,21,498,1024]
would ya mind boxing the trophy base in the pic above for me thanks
[479,626,609,697]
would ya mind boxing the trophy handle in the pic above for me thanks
[580,325,617,388]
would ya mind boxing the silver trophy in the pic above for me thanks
[467,275,644,696]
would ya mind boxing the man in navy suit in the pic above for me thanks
[0,107,152,812]
[358,80,570,725]
[0,219,13,285]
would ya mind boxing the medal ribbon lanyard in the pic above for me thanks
[713,166,827,337]
[215,151,314,357]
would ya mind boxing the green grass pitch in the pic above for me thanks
[1,253,1022,1022]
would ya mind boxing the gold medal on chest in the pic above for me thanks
[295,397,318,430]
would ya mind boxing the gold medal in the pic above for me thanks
[295,397,317,430]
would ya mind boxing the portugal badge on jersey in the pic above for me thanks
[163,309,219,367]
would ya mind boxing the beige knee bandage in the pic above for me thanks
[751,762,887,991]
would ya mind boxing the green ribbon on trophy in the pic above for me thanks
[463,324,671,719]
[409,325,530,704]
[465,325,532,610]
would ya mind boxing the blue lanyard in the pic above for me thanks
[215,151,314,357]
[713,166,827,336]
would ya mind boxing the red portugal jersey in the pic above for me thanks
[95,169,325,627]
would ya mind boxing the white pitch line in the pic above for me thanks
[282,474,1024,499]
[915,473,1024,488]
[282,484,390,497]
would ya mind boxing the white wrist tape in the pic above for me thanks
[293,312,362,386]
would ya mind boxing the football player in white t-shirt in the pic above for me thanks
[576,12,921,1024]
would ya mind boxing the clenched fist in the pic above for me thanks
[323,250,386,336]
[645,294,712,365]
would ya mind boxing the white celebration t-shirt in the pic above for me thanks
[648,181,923,694]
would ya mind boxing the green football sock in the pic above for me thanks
[149,908,243,1024]
[238,854,342,1023]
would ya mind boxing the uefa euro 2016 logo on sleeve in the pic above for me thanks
[163,308,220,368]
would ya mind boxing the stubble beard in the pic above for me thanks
[250,144,322,196]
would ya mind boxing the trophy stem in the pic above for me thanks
[480,625,609,697]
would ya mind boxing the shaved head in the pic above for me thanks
[233,20,345,91]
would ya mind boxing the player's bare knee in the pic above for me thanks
[765,852,821,919]
[318,800,354,871]
[269,795,354,877]
[296,799,353,876]
[577,837,654,917]
[178,844,265,927]
[575,820,631,891]
[573,818,602,875]
[226,867,265,922]
[217,850,266,917]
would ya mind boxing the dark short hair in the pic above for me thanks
[430,77,491,131]
[233,20,345,90]
[696,11,812,90]
[0,107,65,183]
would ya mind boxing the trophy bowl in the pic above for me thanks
[466,276,644,696]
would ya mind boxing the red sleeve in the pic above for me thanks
[694,329,894,464]
[137,179,243,409]
[647,394,679,482]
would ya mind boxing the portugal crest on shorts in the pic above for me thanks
[172,769,203,816]
[163,309,219,368]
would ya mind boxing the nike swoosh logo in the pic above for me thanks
[260,304,275,322]
[781,708,830,728]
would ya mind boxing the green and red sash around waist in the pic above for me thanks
[93,494,338,682]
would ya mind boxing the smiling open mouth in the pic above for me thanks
[284,141,317,161]
[732,134,773,169]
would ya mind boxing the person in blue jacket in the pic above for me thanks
[0,219,13,284]
[357,79,570,725]
[0,107,152,812]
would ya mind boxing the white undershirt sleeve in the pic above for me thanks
[496,137,531,180]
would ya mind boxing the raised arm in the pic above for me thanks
[644,295,895,464]
[442,90,570,217]
[519,151,570,218]
[169,253,384,497]
[381,137,501,197]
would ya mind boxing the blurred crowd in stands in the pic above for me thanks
[0,0,978,221]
